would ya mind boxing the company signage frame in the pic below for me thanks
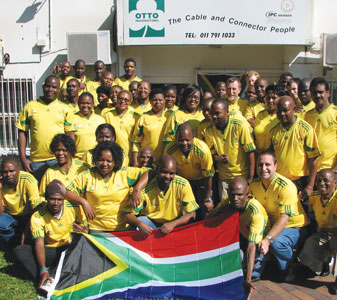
[117,0,313,46]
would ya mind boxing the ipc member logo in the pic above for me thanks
[129,0,165,38]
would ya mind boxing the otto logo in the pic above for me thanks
[265,11,277,18]
[129,0,165,38]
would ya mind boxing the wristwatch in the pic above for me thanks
[266,235,274,243]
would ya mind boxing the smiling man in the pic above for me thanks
[16,75,75,181]
[164,123,214,219]
[249,151,308,282]
[0,157,42,245]
[124,155,199,236]
[115,58,142,91]
[266,95,320,202]
[305,77,337,172]
[299,168,337,286]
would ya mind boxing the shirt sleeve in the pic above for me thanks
[200,144,215,177]
[66,171,88,196]
[181,181,199,213]
[75,205,88,227]
[64,106,75,132]
[163,113,178,144]
[26,176,44,209]
[131,116,144,153]
[304,127,321,159]
[278,183,299,216]
[248,213,267,244]
[16,102,30,131]
[240,124,256,153]
[30,212,45,240]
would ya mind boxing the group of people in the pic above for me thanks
[0,58,336,298]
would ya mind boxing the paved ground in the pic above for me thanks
[250,265,337,299]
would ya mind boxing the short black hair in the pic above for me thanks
[265,84,287,97]
[212,98,229,112]
[79,92,94,103]
[50,134,76,157]
[257,150,277,164]
[92,141,123,172]
[95,123,116,139]
[150,88,164,100]
[124,58,136,66]
[181,85,203,108]
[96,85,111,97]
[163,84,177,94]
[310,77,330,92]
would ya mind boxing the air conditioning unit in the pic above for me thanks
[323,33,337,67]
[67,31,111,65]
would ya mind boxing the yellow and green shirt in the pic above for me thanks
[132,110,170,162]
[244,99,265,120]
[249,173,308,228]
[2,171,42,216]
[164,137,214,180]
[296,101,315,119]
[114,75,142,91]
[16,99,74,161]
[104,108,140,161]
[163,109,204,144]
[124,176,199,224]
[67,167,145,231]
[73,112,105,158]
[39,159,89,198]
[131,101,152,115]
[196,119,212,141]
[31,201,87,247]
[211,197,269,244]
[267,117,320,180]
[309,189,337,231]
[205,116,256,180]
[227,97,249,117]
[305,104,337,171]
[253,110,279,151]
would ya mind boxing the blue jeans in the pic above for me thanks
[31,159,57,182]
[0,212,17,242]
[252,226,308,278]
[136,216,158,230]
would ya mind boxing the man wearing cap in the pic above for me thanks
[14,180,87,289]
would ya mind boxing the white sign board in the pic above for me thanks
[118,0,312,45]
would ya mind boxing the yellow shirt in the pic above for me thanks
[39,159,89,197]
[125,176,199,224]
[86,80,101,101]
[76,75,92,96]
[94,105,113,117]
[196,119,212,141]
[67,167,145,231]
[2,171,42,216]
[267,117,321,180]
[104,108,140,161]
[205,116,256,180]
[166,105,179,113]
[309,189,337,231]
[296,101,315,119]
[211,197,269,244]
[164,138,214,180]
[253,110,279,151]
[305,104,337,171]
[114,75,142,91]
[244,99,265,120]
[131,101,152,115]
[163,109,204,144]
[81,148,129,168]
[31,201,87,247]
[16,99,74,161]
[58,76,74,100]
[73,112,105,158]
[249,173,308,228]
[227,97,249,117]
[63,100,80,114]
[132,110,169,162]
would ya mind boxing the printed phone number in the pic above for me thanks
[200,32,235,38]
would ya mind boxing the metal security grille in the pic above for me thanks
[0,78,35,156]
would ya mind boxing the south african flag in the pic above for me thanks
[48,213,245,300]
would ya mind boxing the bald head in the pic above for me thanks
[177,123,194,154]
[277,96,295,110]
[276,95,296,127]
[159,155,176,171]
[177,123,193,137]
[229,176,248,191]
[138,147,154,168]
[316,168,337,199]
[157,155,177,191]
[1,157,20,186]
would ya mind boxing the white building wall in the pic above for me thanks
[1,0,337,97]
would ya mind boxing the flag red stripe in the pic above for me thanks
[109,213,239,258]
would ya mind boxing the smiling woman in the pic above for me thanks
[66,141,146,232]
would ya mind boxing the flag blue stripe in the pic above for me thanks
[94,277,246,300]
